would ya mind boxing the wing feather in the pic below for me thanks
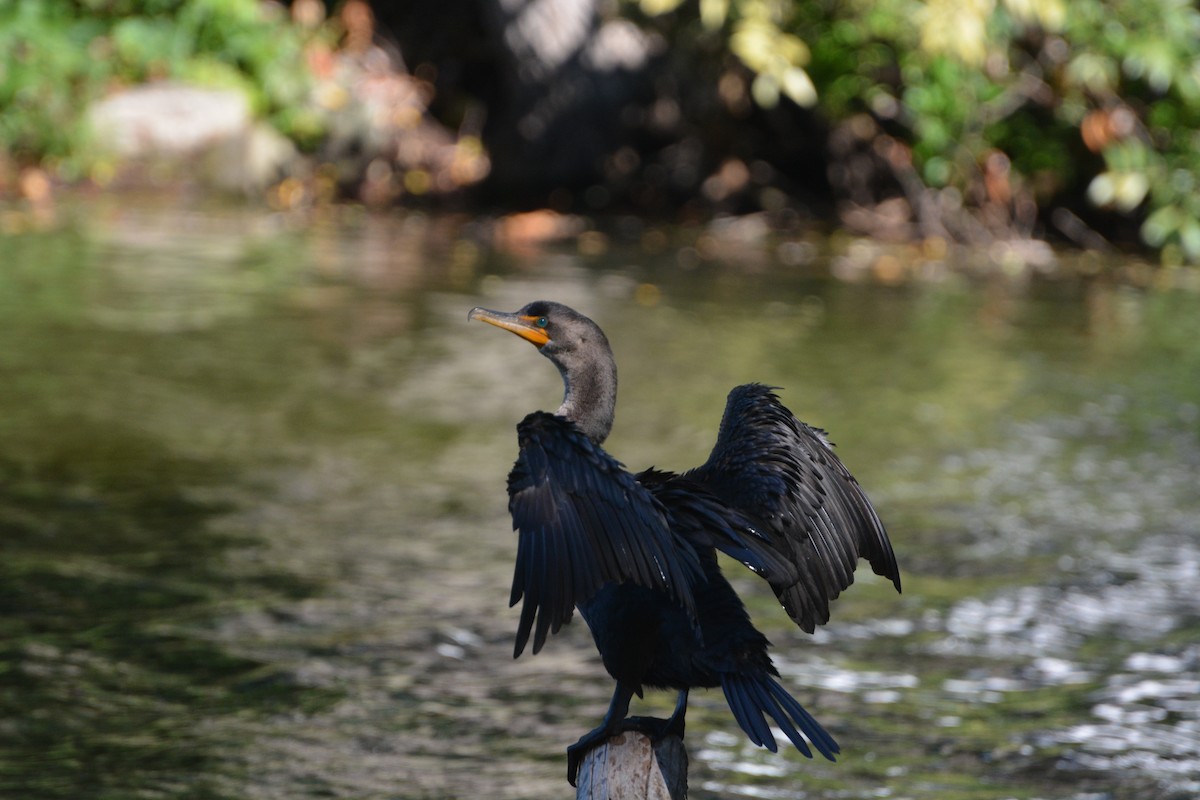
[635,468,796,584]
[506,412,701,657]
[687,384,901,633]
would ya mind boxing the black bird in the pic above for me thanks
[468,300,901,785]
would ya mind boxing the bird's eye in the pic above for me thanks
[535,316,549,328]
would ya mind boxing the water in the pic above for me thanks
[2,198,1199,800]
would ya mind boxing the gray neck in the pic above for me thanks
[554,357,617,444]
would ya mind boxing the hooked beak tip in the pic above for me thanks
[467,306,550,347]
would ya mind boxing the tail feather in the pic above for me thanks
[723,675,773,749]
[721,673,840,761]
[746,679,811,758]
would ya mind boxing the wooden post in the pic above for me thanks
[574,733,687,800]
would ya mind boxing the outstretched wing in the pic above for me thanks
[506,412,701,657]
[635,468,799,585]
[686,384,901,633]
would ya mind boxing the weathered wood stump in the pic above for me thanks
[574,733,687,800]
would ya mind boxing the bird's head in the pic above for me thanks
[467,300,610,368]
[468,300,617,442]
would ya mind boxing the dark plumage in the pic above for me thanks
[468,300,901,785]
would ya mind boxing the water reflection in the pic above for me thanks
[0,446,326,799]
[1,200,1199,799]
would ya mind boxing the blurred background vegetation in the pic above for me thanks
[0,0,319,174]
[690,0,1200,263]
[2,0,1199,265]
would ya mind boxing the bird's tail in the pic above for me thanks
[720,673,840,761]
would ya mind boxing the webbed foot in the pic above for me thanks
[620,714,682,741]
[566,726,608,787]
[567,715,684,786]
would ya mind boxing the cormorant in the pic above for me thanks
[468,300,901,785]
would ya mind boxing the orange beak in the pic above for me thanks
[468,307,550,347]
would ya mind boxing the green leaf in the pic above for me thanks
[1179,220,1200,260]
[1142,205,1181,247]
[751,72,781,108]
[639,0,687,16]
[700,0,729,30]
[781,66,818,107]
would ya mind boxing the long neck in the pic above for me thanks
[554,356,617,444]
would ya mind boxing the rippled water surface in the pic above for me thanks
[2,200,1199,800]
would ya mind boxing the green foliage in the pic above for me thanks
[0,0,319,175]
[0,4,105,168]
[639,0,1200,263]
[637,0,819,107]
[1058,0,1200,262]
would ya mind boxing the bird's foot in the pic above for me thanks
[566,726,609,787]
[566,716,683,786]
[619,714,684,741]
